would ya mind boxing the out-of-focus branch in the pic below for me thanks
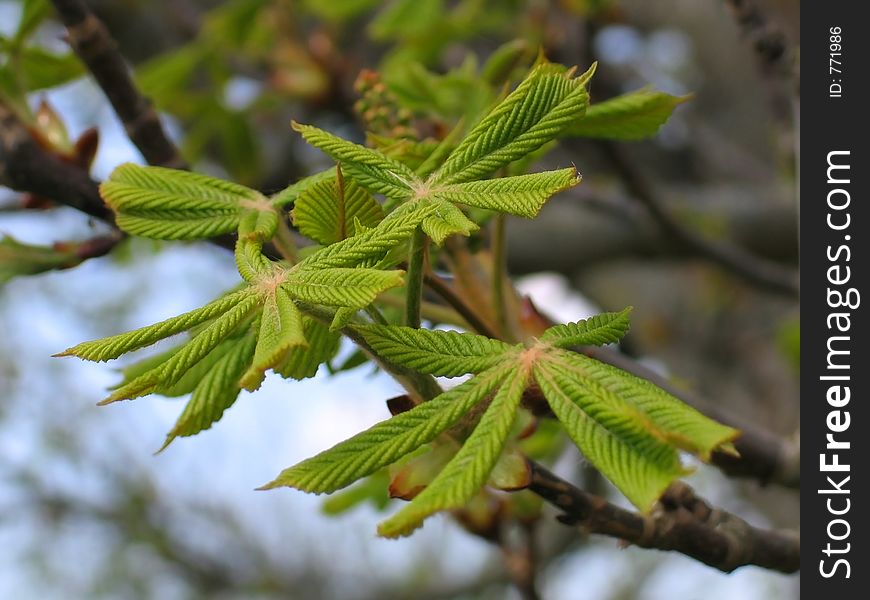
[528,462,800,574]
[721,0,793,77]
[50,0,187,169]
[507,189,798,275]
[599,141,799,296]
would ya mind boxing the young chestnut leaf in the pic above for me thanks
[101,163,277,240]
[564,88,691,140]
[291,170,385,245]
[268,310,738,536]
[429,63,593,185]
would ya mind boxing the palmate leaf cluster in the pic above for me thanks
[56,59,730,536]
[264,311,737,536]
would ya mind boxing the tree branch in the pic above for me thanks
[528,462,799,574]
[50,0,187,169]
[598,141,799,296]
[721,0,793,77]
[0,102,112,221]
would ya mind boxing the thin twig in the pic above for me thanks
[498,521,540,600]
[423,270,499,339]
[528,462,799,574]
[599,141,799,296]
[50,0,187,169]
[721,0,793,77]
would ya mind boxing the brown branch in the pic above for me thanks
[0,102,112,221]
[598,141,799,296]
[721,0,793,77]
[422,270,500,339]
[528,462,799,574]
[50,0,187,169]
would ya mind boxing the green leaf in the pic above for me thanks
[283,268,404,309]
[535,353,738,512]
[302,0,381,22]
[276,317,341,380]
[136,44,208,108]
[356,324,517,377]
[370,0,443,40]
[432,167,580,218]
[101,294,260,403]
[240,288,306,390]
[419,200,478,245]
[157,337,242,398]
[270,168,336,208]
[296,201,436,270]
[0,235,85,284]
[565,89,690,140]
[56,289,255,362]
[234,237,274,284]
[430,63,592,185]
[160,329,258,450]
[378,365,528,537]
[18,48,85,90]
[292,121,419,199]
[321,471,391,516]
[15,0,51,45]
[101,163,269,240]
[292,172,385,245]
[540,307,632,347]
[534,359,687,512]
[261,365,506,493]
[480,39,534,86]
[555,351,739,460]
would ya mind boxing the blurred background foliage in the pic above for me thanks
[1,0,798,598]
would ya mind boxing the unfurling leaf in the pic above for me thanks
[276,317,341,380]
[430,63,593,185]
[534,352,738,512]
[292,121,419,199]
[356,324,517,377]
[101,163,274,240]
[261,367,507,494]
[432,167,580,218]
[240,288,306,390]
[378,366,528,537]
[101,294,260,403]
[420,200,479,245]
[56,289,255,362]
[565,88,690,140]
[160,330,258,451]
[292,172,385,245]
[539,307,632,347]
[283,267,404,309]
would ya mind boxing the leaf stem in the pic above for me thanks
[376,294,472,330]
[423,271,499,339]
[364,304,389,326]
[405,227,427,328]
